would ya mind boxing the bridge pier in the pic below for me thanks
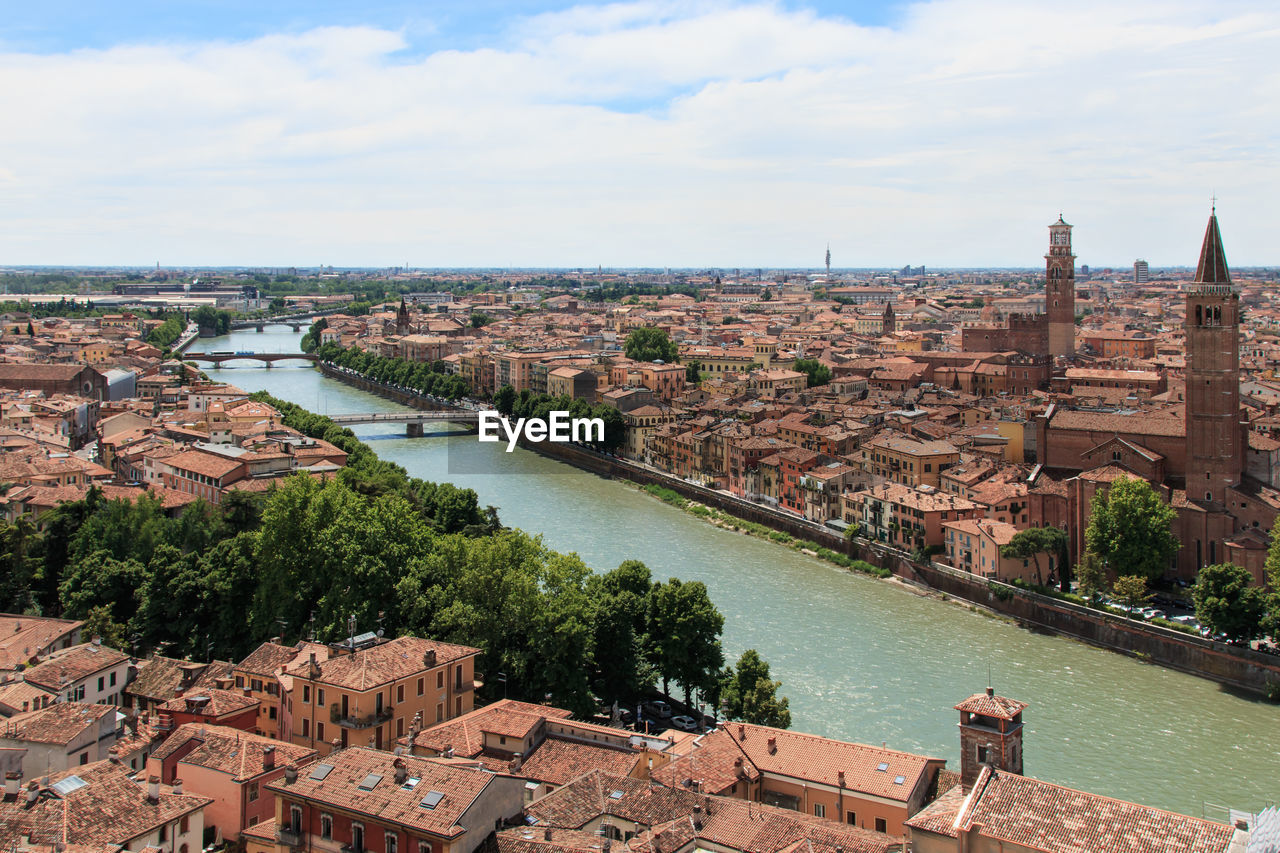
[255,323,264,332]
[406,422,423,437]
[291,324,302,332]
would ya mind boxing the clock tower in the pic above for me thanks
[1045,215,1075,358]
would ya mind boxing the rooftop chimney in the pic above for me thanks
[393,758,408,785]
[692,805,703,831]
[767,736,777,755]
[172,778,183,795]
[737,724,745,739]
[544,829,553,842]
[25,781,38,806]
[4,772,20,799]
[837,770,845,788]
[986,686,994,697]
[262,746,276,771]
[423,650,437,668]
[284,765,298,785]
[147,775,160,803]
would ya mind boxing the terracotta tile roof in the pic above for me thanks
[22,643,129,692]
[950,767,1237,853]
[526,770,706,830]
[237,641,303,677]
[496,827,618,853]
[0,679,57,712]
[151,723,318,782]
[240,816,278,842]
[639,795,900,853]
[0,614,81,672]
[651,729,758,795]
[0,701,115,745]
[409,699,572,757]
[266,746,498,839]
[478,709,545,740]
[904,783,967,838]
[157,687,258,717]
[301,636,481,692]
[953,689,1027,720]
[1048,410,1185,438]
[126,656,209,703]
[520,737,640,787]
[721,723,939,804]
[0,759,212,847]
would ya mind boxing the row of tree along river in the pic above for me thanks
[202,325,1279,820]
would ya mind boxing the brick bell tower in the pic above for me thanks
[955,687,1026,787]
[1045,215,1076,358]
[1185,207,1245,506]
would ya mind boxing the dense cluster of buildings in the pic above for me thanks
[1,614,1269,853]
[0,310,351,518]
[313,211,1280,585]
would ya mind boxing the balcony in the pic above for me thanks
[277,828,302,847]
[330,705,395,729]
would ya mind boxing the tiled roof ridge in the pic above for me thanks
[732,722,935,761]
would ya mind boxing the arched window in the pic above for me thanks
[1195,305,1203,325]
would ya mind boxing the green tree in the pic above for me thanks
[685,361,702,383]
[650,578,725,708]
[493,384,516,416]
[761,288,774,301]
[25,321,34,336]
[1192,563,1266,643]
[719,649,791,728]
[1000,526,1067,586]
[792,358,832,388]
[1084,476,1177,582]
[0,516,38,613]
[623,327,678,364]
[1075,551,1107,599]
[1111,574,1152,617]
[470,312,492,329]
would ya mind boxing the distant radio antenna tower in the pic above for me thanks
[825,244,831,276]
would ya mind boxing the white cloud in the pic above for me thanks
[0,0,1276,267]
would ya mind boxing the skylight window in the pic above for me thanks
[401,777,420,791]
[309,764,334,781]
[358,774,383,791]
[51,776,87,796]
[876,762,889,772]
[420,791,445,810]
[894,776,906,785]
[609,790,624,800]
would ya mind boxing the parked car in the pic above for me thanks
[644,700,673,719]
[670,715,700,732]
[1140,608,1167,621]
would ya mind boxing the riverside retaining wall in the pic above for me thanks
[311,369,1280,698]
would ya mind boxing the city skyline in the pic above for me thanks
[1,0,1277,267]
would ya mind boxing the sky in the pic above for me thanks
[0,0,1276,269]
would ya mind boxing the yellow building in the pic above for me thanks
[284,636,481,755]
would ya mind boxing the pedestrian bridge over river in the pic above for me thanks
[328,410,479,436]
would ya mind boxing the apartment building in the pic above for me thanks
[283,636,482,755]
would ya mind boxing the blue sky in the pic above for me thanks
[0,1,1275,268]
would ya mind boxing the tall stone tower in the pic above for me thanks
[396,298,411,336]
[882,301,896,336]
[955,687,1026,787]
[1185,209,1244,506]
[1045,215,1076,358]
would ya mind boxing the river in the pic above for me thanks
[198,325,1279,818]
